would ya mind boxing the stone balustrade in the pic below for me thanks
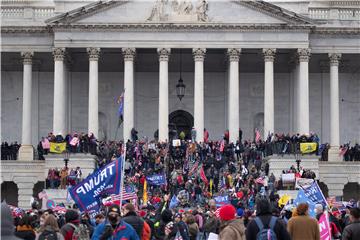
[1,7,54,19]
[309,8,360,20]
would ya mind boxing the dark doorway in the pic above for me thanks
[169,110,194,140]
[343,182,360,201]
[1,181,18,206]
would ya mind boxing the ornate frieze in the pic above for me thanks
[227,48,241,62]
[52,47,66,61]
[157,48,171,61]
[192,48,206,62]
[21,51,33,65]
[122,48,136,62]
[329,53,342,66]
[297,48,311,62]
[263,48,276,62]
[87,47,101,61]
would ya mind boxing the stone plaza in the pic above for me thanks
[1,0,360,208]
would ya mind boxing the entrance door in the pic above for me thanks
[169,110,194,140]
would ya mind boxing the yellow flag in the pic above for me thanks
[209,179,213,196]
[300,142,317,154]
[49,142,66,154]
[143,180,148,204]
[278,194,291,207]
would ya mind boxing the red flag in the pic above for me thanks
[188,161,199,176]
[220,140,225,152]
[215,208,220,218]
[255,129,261,143]
[199,166,208,185]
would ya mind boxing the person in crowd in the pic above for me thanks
[92,204,139,240]
[59,167,68,189]
[14,214,36,240]
[185,213,199,240]
[1,202,21,240]
[94,214,105,226]
[36,215,64,240]
[245,198,291,240]
[342,207,360,240]
[287,203,320,240]
[80,212,94,238]
[122,203,150,239]
[203,210,219,239]
[60,210,80,240]
[173,213,190,240]
[218,204,245,240]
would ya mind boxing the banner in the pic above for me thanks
[69,158,123,217]
[146,174,166,186]
[319,211,331,240]
[172,139,181,147]
[199,166,208,185]
[282,173,295,184]
[143,180,148,204]
[300,142,317,154]
[300,181,328,207]
[214,195,229,207]
[295,178,314,189]
[49,142,66,153]
[293,189,316,218]
[169,195,179,209]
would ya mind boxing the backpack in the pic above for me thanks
[38,230,58,240]
[141,221,151,240]
[254,216,277,240]
[68,223,90,240]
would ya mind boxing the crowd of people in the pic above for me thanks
[46,167,83,189]
[1,141,20,160]
[340,143,360,161]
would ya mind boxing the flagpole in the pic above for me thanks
[119,143,126,211]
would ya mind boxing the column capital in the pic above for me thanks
[87,47,101,61]
[227,48,241,62]
[192,48,206,61]
[263,48,276,62]
[21,51,34,65]
[329,53,342,66]
[297,48,311,62]
[122,48,136,61]
[157,48,171,61]
[52,47,66,61]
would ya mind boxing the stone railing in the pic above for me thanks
[309,8,360,20]
[1,7,54,19]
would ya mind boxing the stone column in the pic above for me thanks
[18,52,34,161]
[122,48,136,141]
[17,182,35,209]
[193,48,206,143]
[157,48,171,142]
[297,48,311,134]
[52,48,67,136]
[87,48,100,138]
[227,48,241,143]
[263,48,276,138]
[328,53,342,161]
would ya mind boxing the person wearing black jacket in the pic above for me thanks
[245,198,291,240]
[122,203,145,239]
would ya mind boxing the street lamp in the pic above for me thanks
[176,49,186,101]
[63,151,69,168]
[295,143,302,172]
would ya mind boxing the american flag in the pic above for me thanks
[255,129,261,143]
[103,185,137,206]
[215,208,220,218]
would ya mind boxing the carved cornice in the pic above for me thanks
[52,47,66,61]
[87,47,101,61]
[227,48,241,62]
[297,48,311,62]
[21,51,34,65]
[1,26,51,34]
[192,48,206,62]
[329,53,342,66]
[157,48,171,62]
[263,48,276,62]
[312,27,360,35]
[122,48,136,62]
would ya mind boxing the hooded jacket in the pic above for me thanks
[219,218,246,240]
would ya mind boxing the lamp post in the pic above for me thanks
[63,151,69,168]
[176,49,186,101]
[295,143,302,172]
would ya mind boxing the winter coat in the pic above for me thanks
[122,212,145,239]
[219,219,246,240]
[342,220,360,240]
[245,215,291,240]
[91,220,139,240]
[35,226,64,240]
[203,216,220,234]
[287,215,320,240]
[15,225,36,240]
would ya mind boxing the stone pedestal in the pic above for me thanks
[18,145,34,161]
[328,146,341,162]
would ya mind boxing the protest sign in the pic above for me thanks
[319,211,331,240]
[69,158,123,217]
[214,195,229,207]
[172,139,181,147]
[146,174,167,186]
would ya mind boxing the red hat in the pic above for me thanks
[219,204,236,221]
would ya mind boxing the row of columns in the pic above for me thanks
[19,48,342,158]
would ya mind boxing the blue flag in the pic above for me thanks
[301,181,328,207]
[146,174,166,186]
[214,195,230,207]
[169,195,179,209]
[294,189,316,218]
[69,158,123,217]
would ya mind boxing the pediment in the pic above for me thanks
[46,0,313,27]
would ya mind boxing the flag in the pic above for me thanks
[214,208,220,218]
[209,179,213,195]
[146,174,166,186]
[69,158,123,218]
[188,161,199,176]
[220,140,225,152]
[117,92,124,127]
[199,165,208,185]
[102,185,138,206]
[293,189,316,217]
[255,176,265,185]
[319,211,331,240]
[214,195,230,207]
[255,129,261,143]
[169,195,179,209]
[300,181,328,207]
[300,142,317,154]
[143,180,148,204]
[278,194,291,207]
[339,146,348,156]
[49,142,66,153]
[38,190,48,200]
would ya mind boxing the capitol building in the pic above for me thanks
[1,0,359,208]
